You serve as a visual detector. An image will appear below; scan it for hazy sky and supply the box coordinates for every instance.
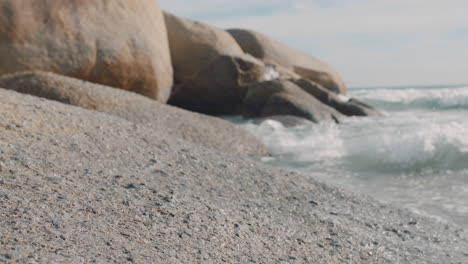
[159,0,468,88]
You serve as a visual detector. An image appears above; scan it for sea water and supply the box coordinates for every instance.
[232,85,468,228]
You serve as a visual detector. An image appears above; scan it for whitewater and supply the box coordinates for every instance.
[233,85,468,228]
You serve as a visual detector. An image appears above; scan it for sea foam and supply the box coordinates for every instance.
[232,84,468,227]
[241,114,468,173]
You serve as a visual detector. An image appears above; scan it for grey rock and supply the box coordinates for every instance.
[169,54,265,115]
[243,79,342,123]
[227,28,346,94]
[291,78,382,117]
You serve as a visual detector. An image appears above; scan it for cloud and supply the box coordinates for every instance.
[211,0,468,37]
[158,0,468,87]
[160,0,468,35]
[159,0,299,20]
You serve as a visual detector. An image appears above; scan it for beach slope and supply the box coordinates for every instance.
[0,89,466,263]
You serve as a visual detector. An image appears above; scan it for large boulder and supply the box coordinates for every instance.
[0,0,173,101]
[163,11,244,86]
[227,29,346,94]
[164,13,267,115]
[291,78,382,117]
[0,71,267,156]
[242,80,342,123]
[169,55,265,115]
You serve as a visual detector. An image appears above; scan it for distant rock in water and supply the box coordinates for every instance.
[227,29,347,94]
[291,79,382,117]
[0,71,267,156]
[0,0,173,101]
[243,80,342,123]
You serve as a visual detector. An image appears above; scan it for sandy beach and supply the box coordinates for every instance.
[0,89,466,263]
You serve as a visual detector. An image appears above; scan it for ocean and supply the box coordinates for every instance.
[232,84,468,228]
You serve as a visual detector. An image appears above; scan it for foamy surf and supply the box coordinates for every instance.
[241,115,468,173]
[231,84,468,228]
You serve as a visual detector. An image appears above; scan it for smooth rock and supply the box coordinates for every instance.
[0,71,267,156]
[164,11,244,86]
[0,0,172,101]
[291,78,382,117]
[243,80,342,123]
[228,29,346,94]
[169,55,265,115]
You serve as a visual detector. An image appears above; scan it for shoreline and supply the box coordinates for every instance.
[1,88,466,263]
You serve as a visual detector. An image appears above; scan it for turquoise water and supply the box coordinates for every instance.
[234,85,468,228]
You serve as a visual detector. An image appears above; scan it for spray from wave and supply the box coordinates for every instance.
[242,120,344,164]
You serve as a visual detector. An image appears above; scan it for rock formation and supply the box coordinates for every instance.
[163,11,244,86]
[169,55,265,115]
[0,1,378,123]
[243,80,342,123]
[163,13,377,122]
[228,29,346,94]
[291,78,381,117]
[164,12,267,115]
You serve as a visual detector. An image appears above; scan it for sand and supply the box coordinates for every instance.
[0,88,466,263]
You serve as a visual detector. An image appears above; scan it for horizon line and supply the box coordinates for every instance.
[348,82,468,90]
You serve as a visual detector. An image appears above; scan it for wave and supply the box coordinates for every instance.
[242,120,344,165]
[350,86,468,111]
[342,120,468,172]
[233,101,468,228]
[241,116,468,173]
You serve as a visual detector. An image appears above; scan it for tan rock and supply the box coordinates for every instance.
[163,12,244,86]
[227,29,346,94]
[0,0,173,101]
[242,79,342,123]
[0,71,267,156]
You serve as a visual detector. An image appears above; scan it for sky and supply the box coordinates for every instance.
[159,0,468,88]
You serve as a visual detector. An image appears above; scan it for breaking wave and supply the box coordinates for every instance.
[231,84,468,227]
[350,85,468,111]
[240,116,468,173]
